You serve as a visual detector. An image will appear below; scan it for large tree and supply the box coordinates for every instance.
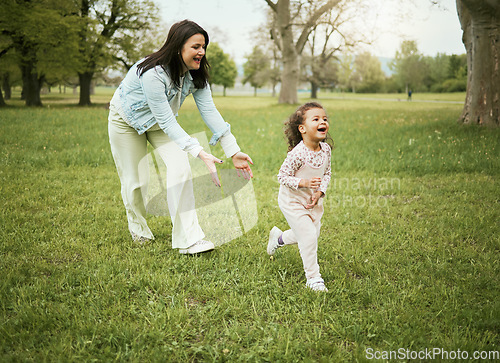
[302,53,338,98]
[456,0,500,127]
[301,2,367,98]
[110,22,167,72]
[247,15,282,97]
[264,0,343,104]
[351,52,386,93]
[336,54,354,92]
[301,21,339,99]
[243,46,271,97]
[75,0,158,106]
[390,40,427,93]
[0,0,78,106]
[0,42,14,107]
[422,53,450,91]
[207,42,237,97]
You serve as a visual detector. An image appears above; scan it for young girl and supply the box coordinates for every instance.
[268,102,333,292]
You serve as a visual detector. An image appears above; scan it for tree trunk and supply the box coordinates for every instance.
[457,0,500,127]
[267,0,341,104]
[275,0,299,104]
[0,86,5,107]
[279,49,300,104]
[310,81,319,99]
[20,58,42,107]
[2,73,11,100]
[254,86,257,97]
[78,72,93,106]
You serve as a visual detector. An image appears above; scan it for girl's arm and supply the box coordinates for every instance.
[299,178,321,189]
[306,190,324,209]
[277,149,303,189]
[319,146,332,194]
[307,145,331,208]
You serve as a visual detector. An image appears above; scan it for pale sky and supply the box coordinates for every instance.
[155,0,465,64]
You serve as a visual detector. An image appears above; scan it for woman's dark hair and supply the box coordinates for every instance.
[284,102,334,151]
[137,19,210,89]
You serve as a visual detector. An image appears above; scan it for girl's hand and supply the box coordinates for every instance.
[300,177,321,189]
[306,191,324,209]
[232,152,254,180]
[198,150,223,187]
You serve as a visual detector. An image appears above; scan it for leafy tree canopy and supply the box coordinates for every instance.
[207,42,237,92]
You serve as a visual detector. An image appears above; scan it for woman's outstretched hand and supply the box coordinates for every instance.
[232,152,254,180]
[198,150,223,187]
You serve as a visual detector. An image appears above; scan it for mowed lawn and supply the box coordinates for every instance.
[0,91,499,361]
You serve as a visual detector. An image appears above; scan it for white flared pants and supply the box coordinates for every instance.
[108,107,204,249]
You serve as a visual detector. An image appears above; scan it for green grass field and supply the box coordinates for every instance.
[0,90,499,361]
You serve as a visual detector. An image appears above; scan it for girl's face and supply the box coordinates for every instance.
[181,33,206,71]
[298,107,329,145]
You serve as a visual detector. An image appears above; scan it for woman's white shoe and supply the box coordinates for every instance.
[179,240,215,254]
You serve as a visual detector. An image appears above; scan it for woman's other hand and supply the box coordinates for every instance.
[198,150,223,186]
[231,152,254,180]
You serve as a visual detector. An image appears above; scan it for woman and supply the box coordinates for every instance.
[108,20,253,254]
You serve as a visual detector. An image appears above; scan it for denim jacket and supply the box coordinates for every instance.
[110,60,240,158]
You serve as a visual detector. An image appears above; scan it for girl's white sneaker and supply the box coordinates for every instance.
[179,240,215,254]
[306,277,328,292]
[267,226,283,255]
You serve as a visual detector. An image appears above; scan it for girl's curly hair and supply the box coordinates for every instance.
[284,102,334,152]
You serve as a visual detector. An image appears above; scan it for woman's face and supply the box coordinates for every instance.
[181,33,206,71]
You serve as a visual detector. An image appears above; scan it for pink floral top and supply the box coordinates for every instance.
[278,141,332,194]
